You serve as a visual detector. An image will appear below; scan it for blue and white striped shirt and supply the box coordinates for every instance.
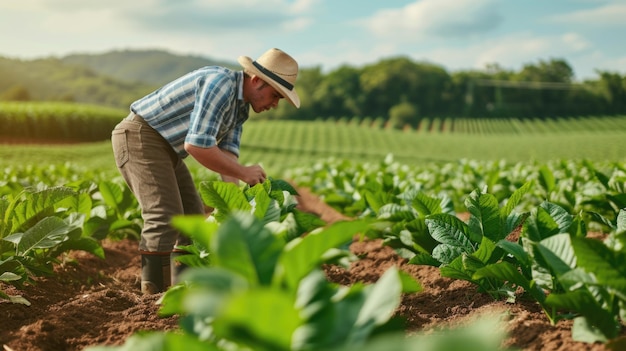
[130,66,249,158]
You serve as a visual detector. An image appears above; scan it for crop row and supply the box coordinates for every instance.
[287,156,626,344]
[0,101,125,142]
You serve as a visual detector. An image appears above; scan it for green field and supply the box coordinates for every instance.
[2,117,626,177]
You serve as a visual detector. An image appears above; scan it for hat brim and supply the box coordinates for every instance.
[238,56,300,108]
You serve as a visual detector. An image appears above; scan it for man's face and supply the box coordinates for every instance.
[249,78,284,113]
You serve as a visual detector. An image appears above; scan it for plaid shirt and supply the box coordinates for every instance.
[130,67,249,158]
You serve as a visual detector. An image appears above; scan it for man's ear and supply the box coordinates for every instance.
[250,75,263,86]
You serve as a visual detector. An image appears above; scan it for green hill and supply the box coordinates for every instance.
[62,49,237,86]
[0,49,238,108]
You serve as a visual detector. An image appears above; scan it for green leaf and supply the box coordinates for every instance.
[440,257,473,281]
[426,213,473,251]
[278,219,371,289]
[292,210,326,234]
[270,178,298,195]
[571,237,626,293]
[213,288,301,351]
[546,289,620,340]
[465,190,501,241]
[432,244,466,265]
[408,252,441,267]
[497,240,532,275]
[617,209,626,233]
[247,183,272,221]
[9,186,76,233]
[0,271,21,282]
[410,191,447,216]
[4,216,75,255]
[171,215,219,251]
[472,236,497,264]
[474,261,545,303]
[199,181,251,222]
[538,165,556,194]
[524,202,572,242]
[212,213,283,286]
[98,181,124,215]
[175,268,250,318]
[501,181,532,219]
[347,267,404,344]
[536,233,576,279]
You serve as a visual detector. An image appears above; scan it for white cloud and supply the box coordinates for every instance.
[549,3,626,26]
[412,31,601,78]
[561,33,590,52]
[361,0,502,40]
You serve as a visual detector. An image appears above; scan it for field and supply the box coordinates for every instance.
[2,114,626,351]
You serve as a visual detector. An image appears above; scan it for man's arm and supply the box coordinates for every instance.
[220,150,242,184]
[184,142,265,185]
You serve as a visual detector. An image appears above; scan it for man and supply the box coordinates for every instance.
[111,48,300,294]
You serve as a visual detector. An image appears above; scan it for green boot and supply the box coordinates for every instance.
[141,253,171,295]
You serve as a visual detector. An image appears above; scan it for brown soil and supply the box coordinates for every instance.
[0,186,623,351]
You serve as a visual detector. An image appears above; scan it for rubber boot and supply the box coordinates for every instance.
[170,250,190,286]
[141,253,171,295]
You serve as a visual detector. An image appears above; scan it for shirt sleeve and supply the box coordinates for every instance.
[184,74,235,148]
[218,124,242,157]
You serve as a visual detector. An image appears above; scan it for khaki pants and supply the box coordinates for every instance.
[111,113,204,253]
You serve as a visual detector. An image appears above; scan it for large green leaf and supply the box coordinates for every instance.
[171,215,219,251]
[472,236,498,264]
[409,191,448,216]
[277,219,371,289]
[4,216,79,255]
[546,289,620,341]
[377,204,417,221]
[9,186,76,234]
[536,233,576,279]
[346,267,404,344]
[439,256,473,281]
[212,213,283,286]
[466,190,501,241]
[523,202,574,242]
[538,165,556,194]
[426,213,473,251]
[213,288,301,351]
[199,181,252,222]
[571,237,626,294]
[474,261,545,303]
[98,181,124,215]
[246,183,272,221]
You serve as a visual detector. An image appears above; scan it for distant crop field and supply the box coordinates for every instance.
[2,114,626,175]
[0,101,125,142]
[238,119,626,172]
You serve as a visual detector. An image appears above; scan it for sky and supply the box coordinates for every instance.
[1,0,624,81]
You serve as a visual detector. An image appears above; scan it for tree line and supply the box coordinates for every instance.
[261,57,626,128]
[1,54,625,126]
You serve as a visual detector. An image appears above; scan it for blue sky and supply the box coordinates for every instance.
[1,0,624,81]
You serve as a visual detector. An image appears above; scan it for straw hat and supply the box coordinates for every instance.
[238,48,300,108]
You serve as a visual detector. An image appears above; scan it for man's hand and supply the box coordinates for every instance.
[241,164,266,186]
[184,143,266,186]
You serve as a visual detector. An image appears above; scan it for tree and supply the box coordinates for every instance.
[312,65,363,119]
[360,57,452,118]
[596,71,626,114]
[388,101,419,130]
[0,85,31,101]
